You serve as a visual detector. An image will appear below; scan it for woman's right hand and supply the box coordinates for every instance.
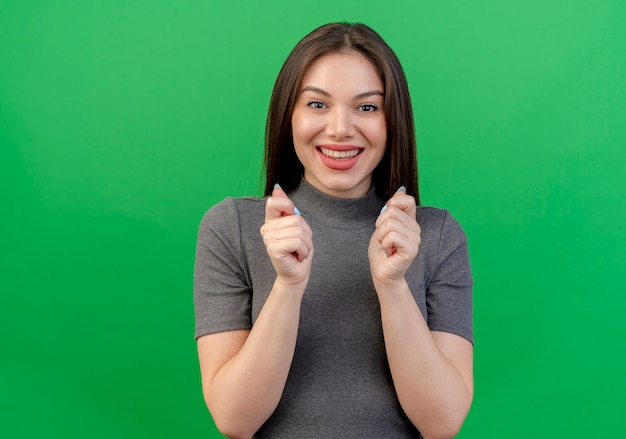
[260,185,313,290]
[200,185,312,438]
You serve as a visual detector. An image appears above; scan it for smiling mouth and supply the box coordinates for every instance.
[318,147,363,160]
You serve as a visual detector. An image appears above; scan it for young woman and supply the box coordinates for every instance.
[194,23,473,439]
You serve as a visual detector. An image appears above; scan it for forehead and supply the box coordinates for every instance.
[300,51,383,90]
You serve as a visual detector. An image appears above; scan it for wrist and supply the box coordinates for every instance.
[273,275,309,297]
[372,276,409,298]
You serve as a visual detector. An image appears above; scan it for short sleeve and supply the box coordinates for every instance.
[425,210,474,344]
[193,198,253,339]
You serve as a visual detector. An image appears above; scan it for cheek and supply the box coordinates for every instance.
[292,116,320,143]
[290,113,306,139]
[291,117,310,157]
[371,119,387,146]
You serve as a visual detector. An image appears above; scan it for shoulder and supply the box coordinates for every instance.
[199,196,266,231]
[417,206,473,342]
[416,206,467,241]
[415,206,470,270]
[196,196,267,253]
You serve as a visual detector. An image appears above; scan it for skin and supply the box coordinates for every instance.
[198,184,311,439]
[291,51,387,199]
[369,189,474,439]
[197,52,473,439]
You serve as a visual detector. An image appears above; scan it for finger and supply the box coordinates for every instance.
[261,218,313,260]
[380,233,397,257]
[266,234,312,260]
[376,207,420,233]
[266,183,300,220]
[376,212,421,241]
[385,186,416,218]
[271,183,288,199]
[374,214,421,258]
[295,242,313,262]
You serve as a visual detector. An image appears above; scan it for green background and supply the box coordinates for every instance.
[1,1,624,437]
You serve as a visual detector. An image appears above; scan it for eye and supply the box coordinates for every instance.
[307,100,327,109]
[358,104,379,112]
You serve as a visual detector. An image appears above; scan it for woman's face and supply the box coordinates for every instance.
[291,52,387,198]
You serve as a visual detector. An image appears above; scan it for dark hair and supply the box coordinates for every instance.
[263,22,419,204]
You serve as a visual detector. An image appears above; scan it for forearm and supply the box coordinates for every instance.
[377,280,473,439]
[206,282,303,438]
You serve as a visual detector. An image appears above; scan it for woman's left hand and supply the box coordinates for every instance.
[368,188,421,289]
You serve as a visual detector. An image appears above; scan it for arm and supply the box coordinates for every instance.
[196,186,313,438]
[369,190,473,439]
[197,281,303,439]
[376,282,473,439]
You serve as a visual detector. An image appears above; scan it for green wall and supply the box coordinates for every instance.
[1,1,624,437]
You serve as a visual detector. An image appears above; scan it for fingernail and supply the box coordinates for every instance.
[293,206,301,216]
[380,205,387,214]
[397,185,406,192]
[274,183,281,189]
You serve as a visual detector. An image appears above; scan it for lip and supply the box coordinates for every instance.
[316,144,364,171]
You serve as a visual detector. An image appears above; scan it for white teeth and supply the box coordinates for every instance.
[320,148,360,159]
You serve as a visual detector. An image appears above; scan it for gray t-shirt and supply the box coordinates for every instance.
[194,178,473,438]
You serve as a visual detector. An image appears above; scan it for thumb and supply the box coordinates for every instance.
[271,183,289,199]
[380,185,407,214]
[392,185,416,218]
[379,185,416,218]
[266,183,300,219]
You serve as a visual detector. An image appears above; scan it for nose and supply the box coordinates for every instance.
[325,107,354,140]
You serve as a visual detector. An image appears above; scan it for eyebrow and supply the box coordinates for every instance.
[300,85,384,100]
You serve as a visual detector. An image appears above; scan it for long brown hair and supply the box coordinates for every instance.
[263,22,419,204]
